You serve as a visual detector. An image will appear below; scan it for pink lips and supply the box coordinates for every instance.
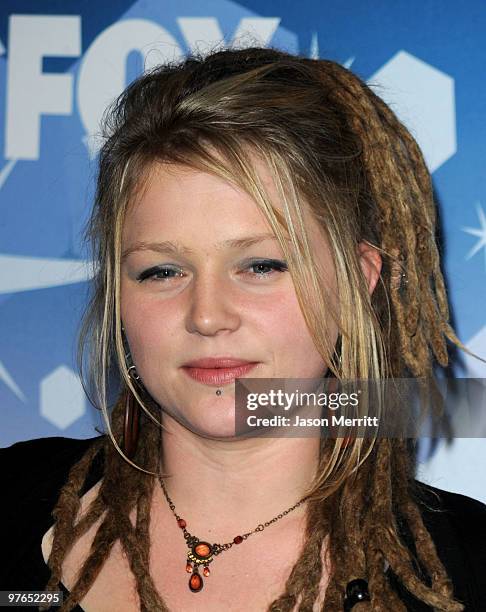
[181,357,258,386]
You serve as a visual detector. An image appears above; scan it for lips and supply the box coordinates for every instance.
[181,357,258,385]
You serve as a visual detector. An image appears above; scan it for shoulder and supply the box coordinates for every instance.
[0,435,106,509]
[0,434,102,465]
[413,480,486,610]
[0,436,105,587]
[1,434,104,473]
[413,480,486,543]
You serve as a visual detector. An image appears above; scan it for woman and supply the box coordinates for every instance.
[2,46,486,611]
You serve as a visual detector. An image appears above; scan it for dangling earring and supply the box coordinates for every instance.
[122,336,142,459]
[123,384,141,459]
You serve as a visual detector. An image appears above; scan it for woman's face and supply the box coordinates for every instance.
[120,157,341,438]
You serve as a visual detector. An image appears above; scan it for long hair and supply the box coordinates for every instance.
[42,45,478,611]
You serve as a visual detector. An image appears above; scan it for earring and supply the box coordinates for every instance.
[123,386,141,459]
[123,350,142,459]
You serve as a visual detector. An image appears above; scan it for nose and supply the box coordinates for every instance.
[185,272,241,336]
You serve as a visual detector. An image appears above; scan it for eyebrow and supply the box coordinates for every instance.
[121,233,287,262]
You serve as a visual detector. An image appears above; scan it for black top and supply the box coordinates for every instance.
[1,436,485,611]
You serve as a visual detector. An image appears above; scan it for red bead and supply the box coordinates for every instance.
[203,567,210,577]
[189,572,203,592]
[186,562,192,573]
[177,518,186,528]
[233,535,243,544]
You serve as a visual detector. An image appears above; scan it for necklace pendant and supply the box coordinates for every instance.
[188,567,203,593]
[186,540,214,592]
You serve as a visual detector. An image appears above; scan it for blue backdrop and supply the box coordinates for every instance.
[1,1,485,501]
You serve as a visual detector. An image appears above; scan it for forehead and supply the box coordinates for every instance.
[126,153,280,214]
[121,154,328,258]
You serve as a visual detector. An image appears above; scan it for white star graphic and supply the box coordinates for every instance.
[462,202,486,270]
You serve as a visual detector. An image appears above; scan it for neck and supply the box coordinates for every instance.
[156,413,321,540]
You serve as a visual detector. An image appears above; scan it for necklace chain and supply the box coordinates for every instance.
[158,474,309,553]
[157,473,309,592]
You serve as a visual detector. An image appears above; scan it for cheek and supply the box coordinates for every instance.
[276,298,316,349]
[266,291,329,376]
[120,286,180,367]
[258,291,317,350]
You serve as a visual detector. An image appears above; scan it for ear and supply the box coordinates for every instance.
[357,241,382,296]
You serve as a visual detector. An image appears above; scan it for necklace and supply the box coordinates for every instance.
[158,475,309,593]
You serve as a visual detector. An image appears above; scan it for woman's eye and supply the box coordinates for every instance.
[244,259,288,278]
[137,266,183,282]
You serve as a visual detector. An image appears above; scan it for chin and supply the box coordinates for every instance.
[183,418,237,439]
[161,402,238,439]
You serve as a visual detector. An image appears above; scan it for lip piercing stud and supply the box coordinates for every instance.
[216,389,222,396]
